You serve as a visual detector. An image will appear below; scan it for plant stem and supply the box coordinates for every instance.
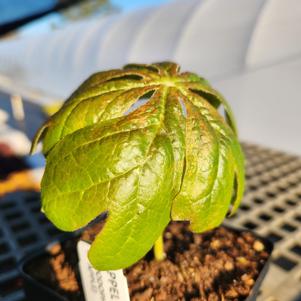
[154,234,166,261]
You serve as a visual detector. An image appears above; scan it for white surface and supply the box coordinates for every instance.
[174,0,265,78]
[215,57,301,156]
[0,125,31,155]
[0,0,300,154]
[246,0,301,69]
[77,241,130,301]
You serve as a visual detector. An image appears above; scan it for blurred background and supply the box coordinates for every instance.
[0,1,300,301]
[0,0,300,155]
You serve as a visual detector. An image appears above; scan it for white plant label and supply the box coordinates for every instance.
[77,240,130,301]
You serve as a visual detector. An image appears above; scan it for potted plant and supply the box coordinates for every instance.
[22,62,272,300]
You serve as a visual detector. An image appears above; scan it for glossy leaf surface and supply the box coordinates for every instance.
[32,62,245,270]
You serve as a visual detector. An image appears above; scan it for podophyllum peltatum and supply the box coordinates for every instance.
[31,62,245,270]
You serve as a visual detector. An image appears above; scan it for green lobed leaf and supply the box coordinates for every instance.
[33,62,245,270]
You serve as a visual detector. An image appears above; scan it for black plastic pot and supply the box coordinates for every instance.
[19,233,81,301]
[21,259,71,301]
[19,226,273,301]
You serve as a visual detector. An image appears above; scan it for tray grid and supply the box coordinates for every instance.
[225,143,301,301]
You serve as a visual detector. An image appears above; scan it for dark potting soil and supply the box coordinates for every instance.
[25,222,270,301]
